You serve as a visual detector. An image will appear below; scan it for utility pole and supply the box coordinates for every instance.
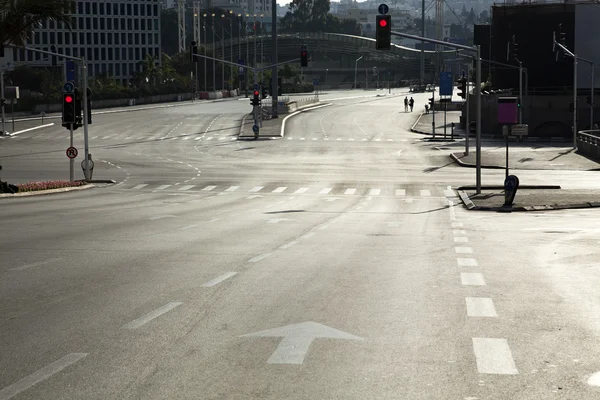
[271,0,279,117]
[421,0,425,85]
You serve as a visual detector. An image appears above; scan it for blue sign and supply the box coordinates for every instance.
[65,61,75,82]
[378,3,389,14]
[252,125,259,133]
[439,72,453,96]
[254,83,259,90]
[313,79,319,86]
[238,59,245,77]
[63,81,75,93]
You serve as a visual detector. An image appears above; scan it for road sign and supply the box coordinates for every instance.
[439,72,453,96]
[511,124,528,136]
[63,82,75,93]
[254,83,259,90]
[313,78,319,86]
[378,3,389,14]
[66,146,78,159]
[242,321,363,364]
[65,61,76,82]
[252,124,259,133]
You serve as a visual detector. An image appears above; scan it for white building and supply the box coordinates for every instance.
[13,0,162,85]
[160,0,177,9]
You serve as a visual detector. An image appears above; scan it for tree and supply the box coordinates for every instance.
[161,9,179,56]
[283,0,331,32]
[0,0,74,47]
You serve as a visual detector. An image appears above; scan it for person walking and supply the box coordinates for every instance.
[409,97,414,112]
[404,97,409,112]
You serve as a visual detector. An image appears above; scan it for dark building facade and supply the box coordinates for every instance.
[480,2,578,91]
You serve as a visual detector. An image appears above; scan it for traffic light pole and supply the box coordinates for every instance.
[8,45,92,179]
[390,30,483,194]
[554,40,578,148]
[1,68,5,135]
[519,62,523,124]
[70,125,74,181]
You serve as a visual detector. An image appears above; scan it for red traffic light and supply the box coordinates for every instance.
[254,90,259,96]
[302,51,307,56]
[65,95,73,103]
[379,19,387,27]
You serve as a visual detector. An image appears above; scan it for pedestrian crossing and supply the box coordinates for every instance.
[6,132,410,143]
[117,182,453,198]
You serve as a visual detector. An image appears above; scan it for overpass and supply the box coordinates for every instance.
[210,31,459,82]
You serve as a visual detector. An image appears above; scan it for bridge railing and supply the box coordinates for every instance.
[576,130,600,162]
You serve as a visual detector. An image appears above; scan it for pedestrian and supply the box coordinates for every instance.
[409,97,414,112]
[404,97,409,112]
[424,104,429,114]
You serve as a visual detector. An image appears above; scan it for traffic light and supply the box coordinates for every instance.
[507,36,519,61]
[376,15,391,50]
[301,46,308,67]
[457,78,467,99]
[190,41,198,63]
[558,24,566,46]
[251,89,260,106]
[74,88,82,125]
[428,97,434,111]
[86,87,93,125]
[517,97,521,108]
[63,92,76,124]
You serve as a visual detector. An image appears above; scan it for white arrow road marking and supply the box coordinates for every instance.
[242,321,363,364]
[0,353,87,400]
[148,215,177,220]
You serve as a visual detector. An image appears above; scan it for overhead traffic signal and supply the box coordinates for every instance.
[190,41,198,63]
[376,15,391,50]
[301,45,308,67]
[62,92,76,124]
[457,77,467,99]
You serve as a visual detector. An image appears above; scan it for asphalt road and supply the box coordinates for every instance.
[2,89,600,399]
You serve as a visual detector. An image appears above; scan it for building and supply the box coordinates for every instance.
[160,0,177,9]
[12,0,162,86]
[481,1,600,90]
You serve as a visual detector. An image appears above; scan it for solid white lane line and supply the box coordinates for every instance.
[123,302,182,329]
[420,189,431,197]
[249,186,264,193]
[148,215,177,220]
[455,247,473,254]
[461,273,486,286]
[457,258,479,267]
[472,338,518,375]
[280,241,298,249]
[178,185,195,191]
[454,237,469,243]
[155,185,171,190]
[202,272,238,287]
[295,187,309,194]
[466,298,498,317]
[395,189,406,196]
[302,232,315,239]
[0,353,87,400]
[132,184,148,190]
[319,188,332,194]
[452,222,464,227]
[202,185,217,191]
[453,230,467,235]
[11,257,63,271]
[273,187,287,193]
[248,253,272,263]
[344,188,356,195]
[369,188,381,196]
[225,186,239,192]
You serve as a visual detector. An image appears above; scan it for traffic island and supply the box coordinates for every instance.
[411,111,462,141]
[238,115,283,140]
[0,180,99,198]
[456,187,600,212]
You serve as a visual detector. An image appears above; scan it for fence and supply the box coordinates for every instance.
[576,130,600,161]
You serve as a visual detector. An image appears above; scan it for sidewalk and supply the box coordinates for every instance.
[457,188,600,212]
[411,110,462,139]
[238,114,282,139]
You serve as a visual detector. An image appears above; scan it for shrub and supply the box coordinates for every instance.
[16,180,86,193]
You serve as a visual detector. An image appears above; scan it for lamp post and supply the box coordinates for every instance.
[211,13,216,91]
[260,13,264,83]
[354,55,363,89]
[203,13,207,91]
[238,13,242,91]
[229,10,233,91]
[246,14,250,95]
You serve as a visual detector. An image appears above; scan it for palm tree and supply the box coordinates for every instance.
[0,0,74,47]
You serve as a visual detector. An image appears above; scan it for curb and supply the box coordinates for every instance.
[450,153,506,169]
[280,102,332,138]
[0,183,96,199]
[86,179,116,184]
[457,185,562,190]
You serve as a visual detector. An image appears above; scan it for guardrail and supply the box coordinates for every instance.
[576,130,600,161]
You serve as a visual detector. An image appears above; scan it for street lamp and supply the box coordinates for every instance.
[229,10,233,91]
[221,14,226,91]
[211,13,216,91]
[354,55,363,89]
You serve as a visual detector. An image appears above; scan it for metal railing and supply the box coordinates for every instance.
[576,130,600,161]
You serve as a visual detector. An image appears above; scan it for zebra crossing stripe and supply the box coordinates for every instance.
[369,188,381,196]
[225,186,239,192]
[319,188,332,194]
[202,185,217,191]
[420,190,431,197]
[155,185,171,190]
[273,187,287,193]
[395,189,406,196]
[295,187,309,194]
[249,186,264,193]
[178,185,195,191]
[344,188,356,195]
[132,184,148,190]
